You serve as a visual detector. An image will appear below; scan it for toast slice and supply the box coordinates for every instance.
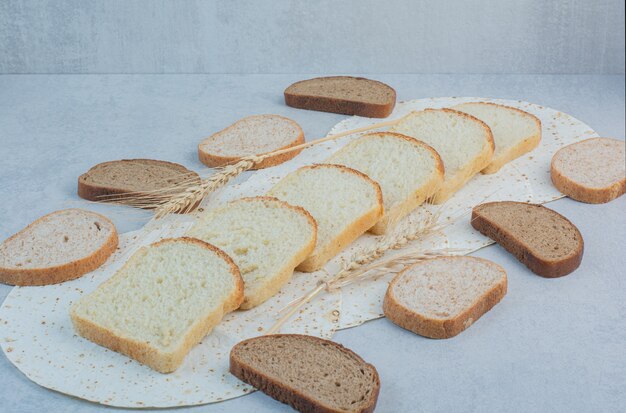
[198,114,305,169]
[551,137,626,204]
[452,102,542,174]
[284,76,396,118]
[230,334,380,413]
[471,202,584,278]
[0,209,118,286]
[384,257,507,339]
[267,164,383,272]
[186,197,317,309]
[391,108,494,203]
[78,159,200,205]
[70,237,243,373]
[326,132,444,234]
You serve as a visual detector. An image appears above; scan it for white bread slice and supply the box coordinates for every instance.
[326,132,444,234]
[391,108,494,203]
[267,164,383,272]
[452,102,541,174]
[198,114,305,169]
[383,256,507,339]
[0,209,118,286]
[186,197,317,309]
[551,138,626,204]
[70,237,243,373]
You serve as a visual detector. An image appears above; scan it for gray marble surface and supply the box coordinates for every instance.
[1,0,624,74]
[0,74,624,412]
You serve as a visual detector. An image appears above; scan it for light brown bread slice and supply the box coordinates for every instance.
[551,137,626,204]
[471,202,584,278]
[186,197,317,309]
[198,114,305,169]
[267,164,383,272]
[230,334,380,413]
[78,159,200,205]
[284,76,396,118]
[383,257,507,339]
[452,102,542,174]
[391,108,494,203]
[326,132,444,234]
[0,209,118,286]
[71,237,243,373]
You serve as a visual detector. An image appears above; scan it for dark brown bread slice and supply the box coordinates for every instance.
[78,159,200,206]
[230,334,380,413]
[471,201,584,278]
[284,76,396,118]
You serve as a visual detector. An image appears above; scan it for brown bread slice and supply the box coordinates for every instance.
[0,209,118,286]
[383,257,507,339]
[230,334,380,413]
[78,159,200,205]
[551,137,626,204]
[284,76,396,118]
[471,201,584,278]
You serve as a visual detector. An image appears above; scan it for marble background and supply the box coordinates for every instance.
[0,0,624,74]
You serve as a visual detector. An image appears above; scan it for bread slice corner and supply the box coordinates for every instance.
[326,132,444,234]
[70,237,243,373]
[384,256,507,339]
[391,108,494,203]
[452,102,541,174]
[186,196,317,309]
[267,164,383,272]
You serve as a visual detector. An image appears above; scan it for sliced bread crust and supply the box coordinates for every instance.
[326,132,444,234]
[187,196,317,309]
[70,237,243,373]
[452,102,542,174]
[551,137,626,204]
[284,76,396,118]
[471,202,584,278]
[230,334,380,413]
[391,108,494,204]
[383,257,507,339]
[198,114,305,169]
[0,209,118,286]
[268,164,384,272]
[78,159,200,204]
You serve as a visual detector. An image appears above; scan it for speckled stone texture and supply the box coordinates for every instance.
[0,74,624,412]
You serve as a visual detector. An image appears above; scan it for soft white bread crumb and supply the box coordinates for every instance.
[326,132,444,234]
[391,108,494,203]
[452,102,541,174]
[186,197,317,309]
[267,164,383,272]
[70,237,243,373]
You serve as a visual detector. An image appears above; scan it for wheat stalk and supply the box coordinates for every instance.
[266,206,466,334]
[93,116,406,217]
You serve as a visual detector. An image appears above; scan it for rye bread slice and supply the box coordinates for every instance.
[383,256,507,339]
[284,76,396,118]
[230,334,380,413]
[78,159,200,205]
[551,138,626,204]
[471,201,584,278]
